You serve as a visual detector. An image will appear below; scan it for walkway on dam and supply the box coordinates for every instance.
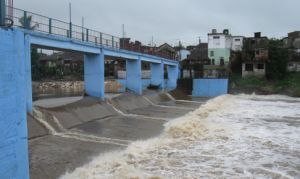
[28,90,210,179]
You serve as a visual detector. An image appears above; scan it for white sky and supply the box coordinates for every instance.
[14,0,300,47]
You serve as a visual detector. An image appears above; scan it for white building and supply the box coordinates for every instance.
[231,36,244,51]
[208,29,232,66]
[208,29,244,66]
[177,49,190,61]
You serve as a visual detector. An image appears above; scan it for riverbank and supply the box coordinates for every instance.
[229,72,300,97]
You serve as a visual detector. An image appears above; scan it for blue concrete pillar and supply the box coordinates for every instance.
[25,35,32,113]
[126,57,142,94]
[167,64,179,90]
[150,62,164,89]
[84,52,105,99]
[0,29,29,179]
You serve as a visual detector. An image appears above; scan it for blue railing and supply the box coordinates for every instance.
[4,5,120,48]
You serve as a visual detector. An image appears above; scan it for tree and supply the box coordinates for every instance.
[31,48,41,80]
[266,39,288,80]
[19,15,38,30]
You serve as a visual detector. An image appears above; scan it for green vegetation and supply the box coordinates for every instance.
[31,48,83,81]
[230,39,300,97]
[230,73,300,97]
[266,39,288,80]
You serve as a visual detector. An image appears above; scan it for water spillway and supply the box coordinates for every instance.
[28,90,202,179]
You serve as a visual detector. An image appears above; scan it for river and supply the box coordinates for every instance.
[61,94,300,179]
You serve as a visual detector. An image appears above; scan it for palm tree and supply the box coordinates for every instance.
[19,15,38,30]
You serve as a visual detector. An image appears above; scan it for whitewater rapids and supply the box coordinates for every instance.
[61,94,300,179]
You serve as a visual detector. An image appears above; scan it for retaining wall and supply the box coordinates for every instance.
[192,79,228,97]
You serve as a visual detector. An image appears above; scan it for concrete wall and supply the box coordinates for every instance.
[142,79,151,90]
[0,29,29,179]
[192,79,228,97]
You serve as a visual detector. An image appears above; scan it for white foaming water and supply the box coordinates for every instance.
[61,94,300,179]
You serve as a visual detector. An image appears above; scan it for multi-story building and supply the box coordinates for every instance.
[208,29,232,66]
[241,32,269,77]
[283,31,300,72]
[231,36,244,51]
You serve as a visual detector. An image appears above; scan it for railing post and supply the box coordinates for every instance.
[86,29,89,42]
[82,28,84,41]
[112,36,114,48]
[100,33,102,46]
[0,0,6,26]
[49,18,52,34]
[69,22,72,38]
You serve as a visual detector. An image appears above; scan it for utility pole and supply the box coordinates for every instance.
[151,36,154,47]
[68,2,72,38]
[69,3,72,23]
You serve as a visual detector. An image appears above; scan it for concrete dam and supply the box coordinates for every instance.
[28,90,208,179]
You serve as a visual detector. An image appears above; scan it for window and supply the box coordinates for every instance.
[220,58,225,66]
[213,36,220,39]
[210,51,214,57]
[212,59,215,65]
[235,39,241,42]
[245,64,254,71]
[257,63,264,69]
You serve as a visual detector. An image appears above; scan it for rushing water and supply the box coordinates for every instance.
[61,94,300,179]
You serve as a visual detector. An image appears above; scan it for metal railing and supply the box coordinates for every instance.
[2,5,177,60]
[4,5,119,49]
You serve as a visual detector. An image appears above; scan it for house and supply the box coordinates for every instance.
[283,31,300,72]
[156,43,176,60]
[39,51,83,72]
[180,43,210,78]
[119,38,175,60]
[241,32,269,77]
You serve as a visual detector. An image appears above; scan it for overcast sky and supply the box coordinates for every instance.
[15,0,299,46]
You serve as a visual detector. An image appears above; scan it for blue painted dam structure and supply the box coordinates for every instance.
[192,79,229,97]
[0,26,178,179]
[0,3,229,178]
